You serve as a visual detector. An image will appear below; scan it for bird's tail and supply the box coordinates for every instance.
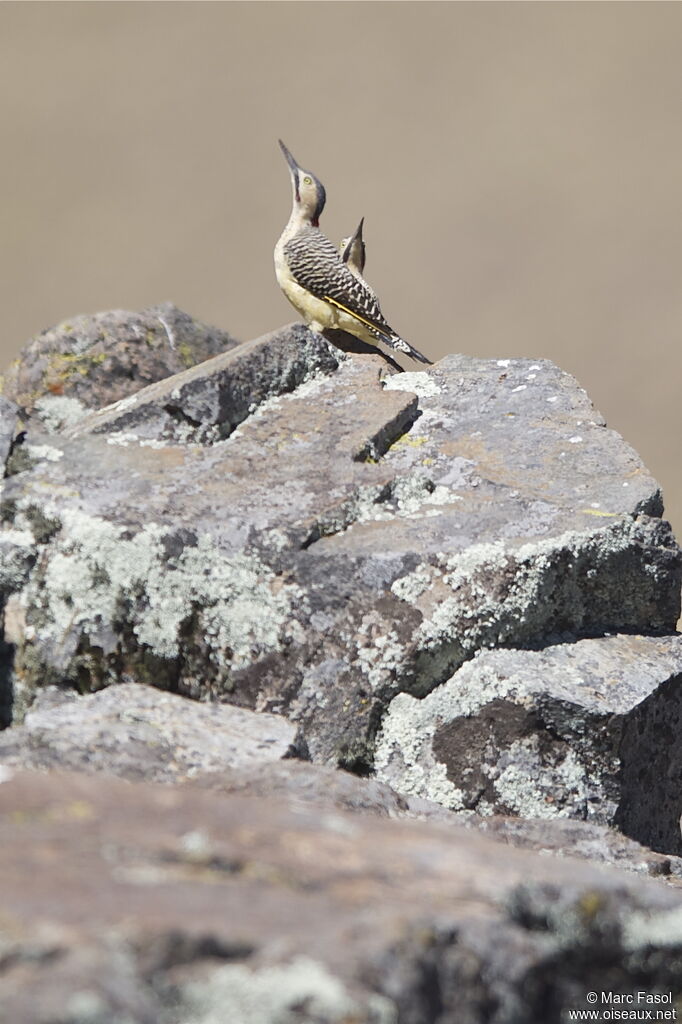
[381,331,433,366]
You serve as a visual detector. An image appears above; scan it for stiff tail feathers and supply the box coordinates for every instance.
[376,328,433,366]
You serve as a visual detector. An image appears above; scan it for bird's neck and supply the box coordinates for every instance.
[282,205,318,240]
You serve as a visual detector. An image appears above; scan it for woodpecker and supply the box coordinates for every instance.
[274,141,432,365]
[339,217,367,278]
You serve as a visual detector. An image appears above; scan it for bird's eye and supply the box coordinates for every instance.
[303,176,312,185]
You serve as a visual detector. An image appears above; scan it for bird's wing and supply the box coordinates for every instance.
[284,229,394,338]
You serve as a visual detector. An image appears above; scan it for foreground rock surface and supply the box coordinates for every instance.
[0,319,678,784]
[203,759,682,880]
[2,769,682,1024]
[376,633,682,854]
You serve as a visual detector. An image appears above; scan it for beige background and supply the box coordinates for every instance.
[1,2,680,539]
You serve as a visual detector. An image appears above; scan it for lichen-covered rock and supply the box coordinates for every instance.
[0,394,18,468]
[0,683,298,782]
[0,303,239,429]
[0,327,679,777]
[375,634,682,854]
[1,769,682,1024]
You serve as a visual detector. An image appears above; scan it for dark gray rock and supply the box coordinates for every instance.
[0,327,678,779]
[0,303,239,429]
[64,320,345,443]
[1,769,682,1024]
[376,634,682,854]
[0,683,297,782]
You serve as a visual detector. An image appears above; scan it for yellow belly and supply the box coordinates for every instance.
[274,247,378,345]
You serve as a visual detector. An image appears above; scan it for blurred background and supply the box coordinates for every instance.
[1,2,680,539]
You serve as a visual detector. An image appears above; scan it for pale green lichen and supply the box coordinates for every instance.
[480,743,591,820]
[19,509,306,678]
[33,395,88,433]
[387,433,431,451]
[390,564,436,604]
[356,615,406,690]
[23,443,64,464]
[0,530,36,594]
[177,956,396,1024]
[373,691,464,808]
[105,432,141,447]
[623,907,682,950]
[384,372,441,399]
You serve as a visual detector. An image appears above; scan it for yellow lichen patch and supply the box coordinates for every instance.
[580,509,619,518]
[61,800,96,821]
[577,890,606,921]
[388,433,430,452]
[178,342,197,368]
[45,350,107,388]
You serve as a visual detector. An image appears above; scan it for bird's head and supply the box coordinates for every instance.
[340,217,366,275]
[279,140,326,227]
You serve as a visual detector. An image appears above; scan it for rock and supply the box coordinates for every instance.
[1,681,677,881]
[1,769,682,1023]
[0,394,19,469]
[194,758,410,818]
[0,303,239,430]
[0,327,679,779]
[446,813,682,881]
[0,683,298,782]
[375,633,682,854]
[200,761,682,880]
[1,308,681,1020]
[64,320,345,443]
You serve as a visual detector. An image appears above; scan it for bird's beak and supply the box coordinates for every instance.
[353,217,365,243]
[278,139,301,177]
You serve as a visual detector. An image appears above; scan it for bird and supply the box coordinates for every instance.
[339,217,367,278]
[274,140,432,365]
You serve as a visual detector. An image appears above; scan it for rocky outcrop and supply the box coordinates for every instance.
[0,306,681,1020]
[0,321,678,774]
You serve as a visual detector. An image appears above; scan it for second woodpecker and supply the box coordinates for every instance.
[339,217,367,279]
[274,141,432,365]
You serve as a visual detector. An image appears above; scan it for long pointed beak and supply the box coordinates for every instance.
[352,217,365,243]
[278,139,301,177]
